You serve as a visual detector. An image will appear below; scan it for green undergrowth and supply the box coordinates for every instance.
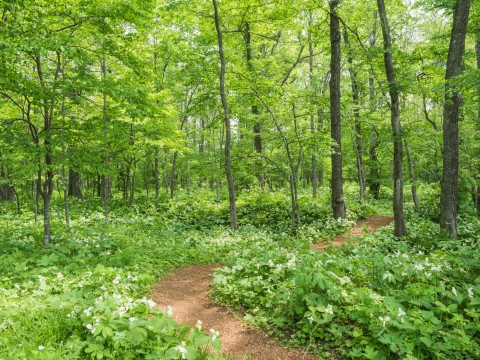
[0,188,361,359]
[211,213,480,359]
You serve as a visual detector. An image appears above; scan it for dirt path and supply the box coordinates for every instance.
[151,263,317,360]
[151,215,394,360]
[313,215,394,252]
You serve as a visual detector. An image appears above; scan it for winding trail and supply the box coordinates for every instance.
[151,215,394,360]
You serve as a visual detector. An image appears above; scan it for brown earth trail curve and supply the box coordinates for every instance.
[151,215,394,360]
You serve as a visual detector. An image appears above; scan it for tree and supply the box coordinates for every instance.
[440,0,471,238]
[377,0,407,237]
[329,0,346,219]
[213,0,238,230]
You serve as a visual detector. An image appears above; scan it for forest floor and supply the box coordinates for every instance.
[151,215,394,360]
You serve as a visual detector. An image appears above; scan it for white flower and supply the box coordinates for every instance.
[112,275,121,285]
[425,272,431,278]
[129,317,136,322]
[307,316,314,324]
[175,342,188,359]
[268,260,274,267]
[467,288,474,299]
[452,287,458,297]
[324,304,334,315]
[38,345,45,351]
[414,264,424,271]
[86,324,93,330]
[196,320,203,330]
[397,308,406,317]
[210,328,220,342]
[167,306,173,317]
[56,272,64,279]
[379,316,390,327]
[83,307,93,316]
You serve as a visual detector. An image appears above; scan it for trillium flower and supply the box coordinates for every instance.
[467,288,474,299]
[129,317,136,322]
[196,320,203,330]
[378,316,390,327]
[324,304,334,315]
[167,306,173,317]
[452,287,458,297]
[38,345,45,351]
[86,324,93,330]
[210,328,220,342]
[397,308,406,317]
[175,342,188,359]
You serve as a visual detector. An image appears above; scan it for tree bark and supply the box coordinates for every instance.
[244,22,265,188]
[68,169,82,199]
[367,13,381,200]
[213,0,238,230]
[344,28,366,200]
[308,15,318,199]
[440,0,470,238]
[475,34,480,217]
[377,0,407,237]
[101,58,110,222]
[404,139,420,212]
[329,0,346,219]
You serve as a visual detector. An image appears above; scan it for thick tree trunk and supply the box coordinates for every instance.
[344,29,366,200]
[68,169,82,199]
[440,0,470,238]
[329,0,346,219]
[213,0,238,230]
[0,168,15,202]
[377,0,407,237]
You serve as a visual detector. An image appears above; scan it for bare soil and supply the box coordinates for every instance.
[151,215,394,359]
[312,215,394,252]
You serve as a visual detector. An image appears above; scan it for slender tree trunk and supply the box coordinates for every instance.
[344,29,366,200]
[404,139,420,212]
[244,22,265,188]
[308,15,318,198]
[440,0,470,238]
[154,149,159,198]
[101,58,110,222]
[213,0,238,229]
[368,13,381,200]
[329,0,346,219]
[377,0,407,237]
[475,34,480,217]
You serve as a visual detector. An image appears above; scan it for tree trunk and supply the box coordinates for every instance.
[368,13,381,200]
[154,149,160,198]
[440,0,470,238]
[377,0,407,237]
[344,29,366,200]
[404,139,420,212]
[213,0,238,230]
[0,165,15,202]
[329,0,346,219]
[244,22,265,188]
[68,169,82,199]
[308,15,318,199]
[101,58,110,222]
[475,34,480,217]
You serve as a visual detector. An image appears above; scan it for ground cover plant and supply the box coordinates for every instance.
[211,212,480,359]
[0,200,226,359]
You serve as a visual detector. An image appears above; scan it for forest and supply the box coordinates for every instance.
[0,0,479,359]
